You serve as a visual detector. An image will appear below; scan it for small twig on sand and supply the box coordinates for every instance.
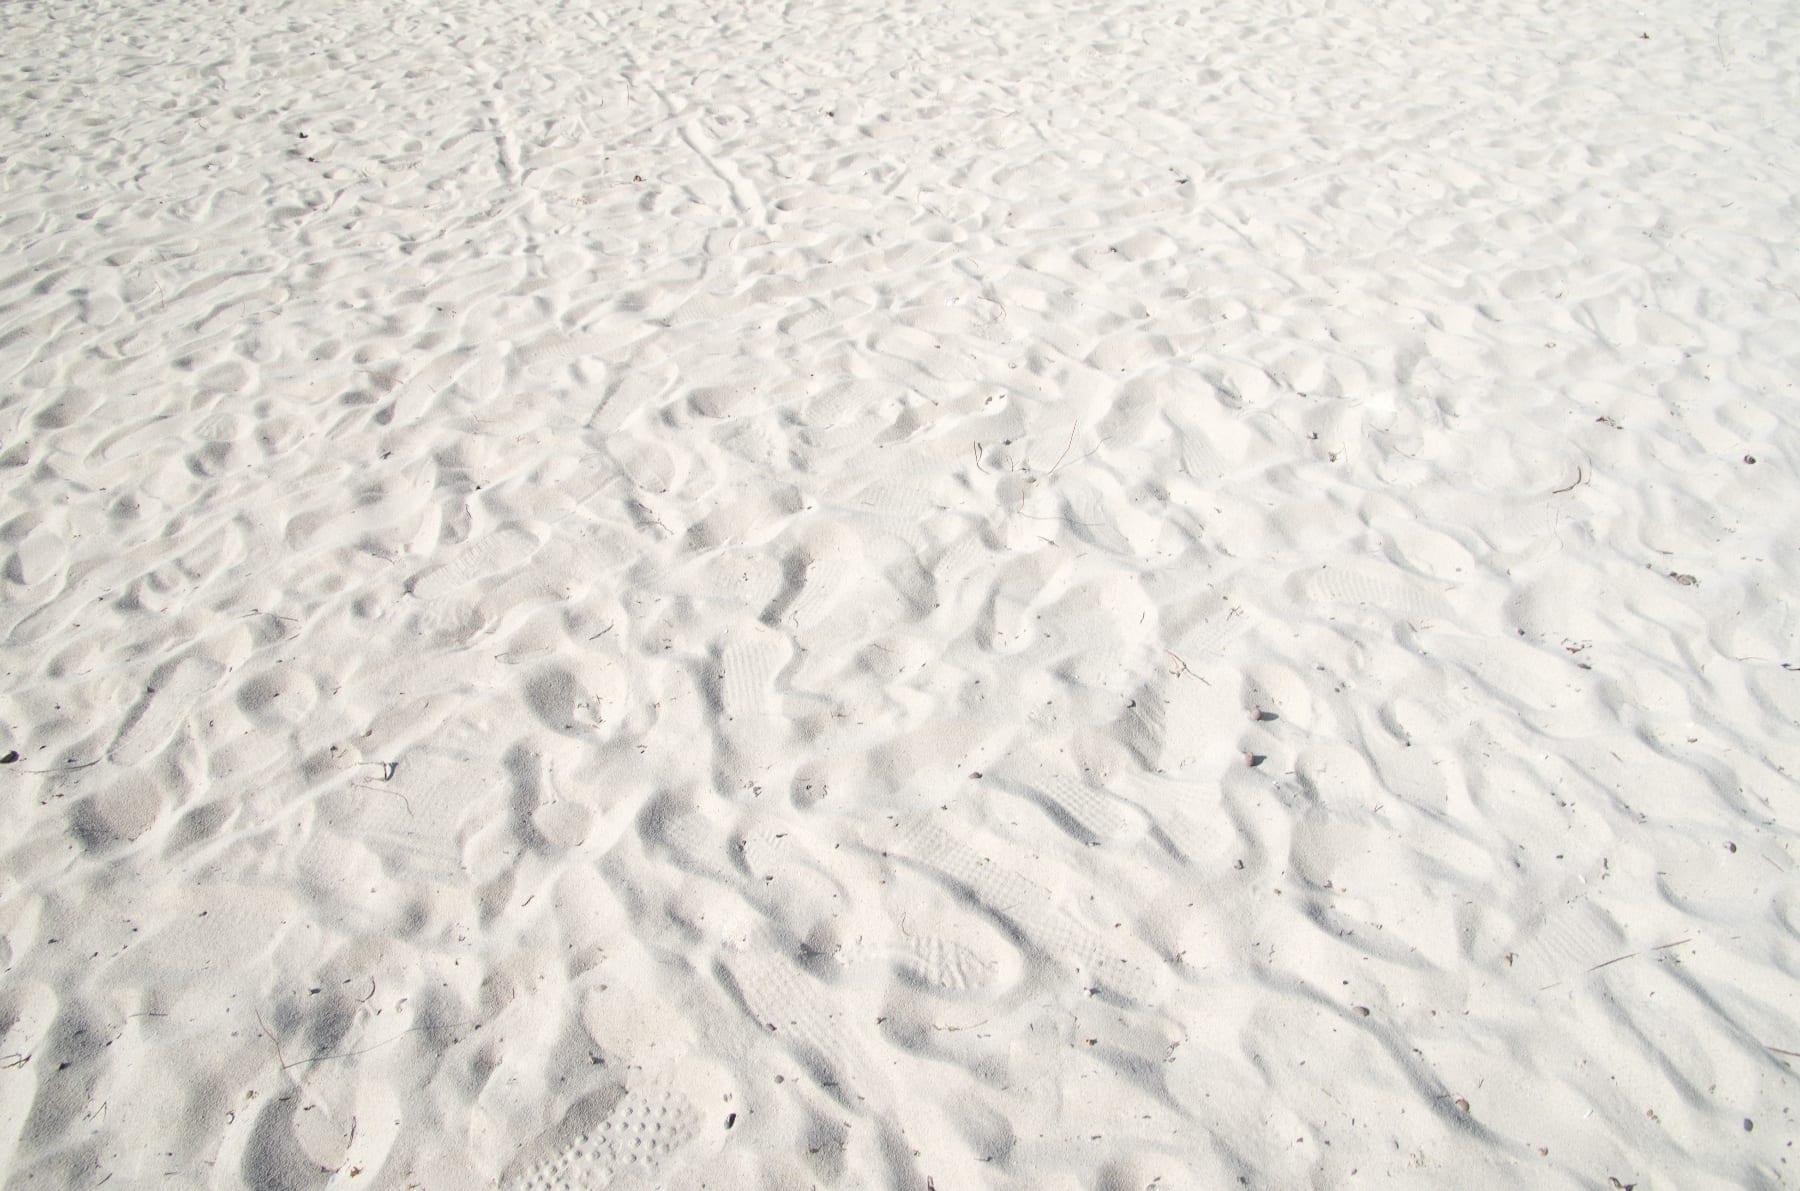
[932,1019,989,1033]
[1006,505,1104,528]
[1165,650,1210,684]
[254,1008,286,1071]
[630,499,671,535]
[1049,432,1111,477]
[16,758,101,775]
[1587,937,1692,974]
[282,1022,463,1071]
[1046,423,1078,474]
[354,783,413,815]
[1586,952,1636,973]
[1552,467,1587,495]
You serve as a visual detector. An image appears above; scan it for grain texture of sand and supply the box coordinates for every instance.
[3,0,1799,1186]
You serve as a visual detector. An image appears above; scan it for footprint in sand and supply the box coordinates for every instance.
[884,817,1168,1005]
[4,524,67,588]
[407,524,540,602]
[1289,560,1452,623]
[987,748,1148,849]
[707,621,796,767]
[108,656,226,766]
[895,931,1000,994]
[762,520,868,629]
[322,733,506,882]
[977,551,1073,654]
[502,1058,736,1191]
[885,894,1023,998]
[680,546,785,610]
[718,629,788,720]
[734,811,856,916]
[719,945,885,1106]
[718,804,1025,1002]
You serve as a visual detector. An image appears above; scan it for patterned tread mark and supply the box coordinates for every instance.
[333,741,502,881]
[1292,561,1453,621]
[646,803,732,882]
[989,746,1144,848]
[1513,898,1628,985]
[890,820,1166,1003]
[722,948,882,1105]
[800,378,907,428]
[780,554,863,630]
[1167,587,1254,659]
[387,348,478,425]
[899,932,1003,994]
[1144,799,1240,875]
[734,814,861,935]
[716,623,793,724]
[506,1082,704,1191]
[409,525,540,601]
[684,548,786,610]
[1030,772,1141,848]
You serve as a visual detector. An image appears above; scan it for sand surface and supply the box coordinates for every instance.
[3,0,1800,1185]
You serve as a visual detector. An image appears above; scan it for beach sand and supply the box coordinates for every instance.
[2,0,1798,1185]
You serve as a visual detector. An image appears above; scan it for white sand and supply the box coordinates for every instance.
[3,0,1798,1184]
